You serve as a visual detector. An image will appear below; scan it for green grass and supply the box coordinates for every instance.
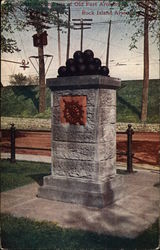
[1,79,160,122]
[117,79,160,123]
[1,214,159,250]
[1,85,51,118]
[0,160,50,192]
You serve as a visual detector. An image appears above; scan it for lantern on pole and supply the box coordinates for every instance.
[32,31,48,47]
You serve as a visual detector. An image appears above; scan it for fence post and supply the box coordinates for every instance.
[10,123,16,163]
[126,124,134,173]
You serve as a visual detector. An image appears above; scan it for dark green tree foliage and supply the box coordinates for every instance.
[1,0,68,53]
[1,86,38,116]
[24,0,52,33]
[1,0,26,53]
[110,0,159,50]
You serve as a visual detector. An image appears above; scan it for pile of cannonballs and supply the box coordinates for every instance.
[58,49,109,77]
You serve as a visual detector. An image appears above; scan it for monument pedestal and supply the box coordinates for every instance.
[38,175,123,208]
[38,75,123,208]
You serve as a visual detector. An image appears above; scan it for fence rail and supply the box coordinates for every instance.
[1,124,134,173]
[2,145,50,151]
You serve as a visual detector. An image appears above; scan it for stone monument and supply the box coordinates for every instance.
[38,75,123,208]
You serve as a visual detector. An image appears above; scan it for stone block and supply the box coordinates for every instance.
[52,141,97,161]
[98,125,116,142]
[52,124,97,143]
[52,159,99,180]
[99,157,116,179]
[99,141,116,161]
[99,89,116,107]
[52,126,96,143]
[99,106,116,125]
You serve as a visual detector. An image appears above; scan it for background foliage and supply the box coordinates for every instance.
[1,79,159,123]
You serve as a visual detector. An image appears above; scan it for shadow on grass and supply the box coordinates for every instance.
[117,94,141,119]
[0,160,50,192]
[12,86,39,111]
[1,213,159,250]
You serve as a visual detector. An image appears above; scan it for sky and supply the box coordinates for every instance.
[1,0,160,86]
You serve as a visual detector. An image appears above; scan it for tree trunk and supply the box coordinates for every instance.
[38,45,46,113]
[141,0,149,122]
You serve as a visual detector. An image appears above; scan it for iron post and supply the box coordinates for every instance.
[126,124,134,173]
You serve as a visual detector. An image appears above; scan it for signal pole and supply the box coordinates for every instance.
[137,0,157,122]
[38,44,46,113]
[142,0,149,122]
[72,18,92,51]
[57,12,61,66]
[29,10,50,113]
[66,4,71,60]
[106,20,111,68]
[80,19,83,51]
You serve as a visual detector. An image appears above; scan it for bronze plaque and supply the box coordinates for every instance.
[60,96,87,125]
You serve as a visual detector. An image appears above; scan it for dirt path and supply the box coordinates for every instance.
[117,132,159,166]
[1,130,159,166]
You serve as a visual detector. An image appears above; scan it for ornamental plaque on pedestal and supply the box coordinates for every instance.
[38,75,123,208]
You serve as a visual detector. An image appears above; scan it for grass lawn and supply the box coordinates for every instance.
[1,214,159,250]
[117,80,160,123]
[0,160,159,249]
[0,159,50,192]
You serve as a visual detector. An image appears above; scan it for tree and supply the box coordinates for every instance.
[8,73,39,112]
[116,0,159,49]
[1,0,68,113]
[23,1,51,113]
[113,0,159,122]
[9,73,39,86]
[1,0,68,54]
[22,0,67,113]
[1,0,26,53]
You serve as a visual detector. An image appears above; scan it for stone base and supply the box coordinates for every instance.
[38,174,124,208]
